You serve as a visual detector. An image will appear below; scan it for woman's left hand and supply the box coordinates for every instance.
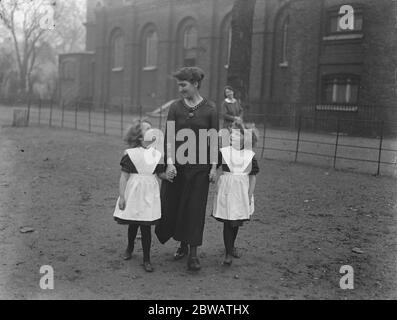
[209,168,217,183]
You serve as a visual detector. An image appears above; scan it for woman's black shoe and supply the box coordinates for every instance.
[187,257,201,271]
[174,246,188,260]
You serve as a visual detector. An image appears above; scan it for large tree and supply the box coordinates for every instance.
[227,0,257,104]
[0,0,85,99]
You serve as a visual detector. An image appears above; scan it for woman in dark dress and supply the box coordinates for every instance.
[221,86,243,128]
[155,67,218,271]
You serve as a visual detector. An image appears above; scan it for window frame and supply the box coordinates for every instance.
[182,25,198,67]
[111,32,124,71]
[61,60,76,81]
[321,74,361,106]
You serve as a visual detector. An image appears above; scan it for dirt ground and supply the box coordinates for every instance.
[0,125,397,300]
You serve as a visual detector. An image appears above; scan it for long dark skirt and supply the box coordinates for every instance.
[155,165,210,247]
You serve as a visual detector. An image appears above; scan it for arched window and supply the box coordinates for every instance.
[280,16,289,65]
[144,30,158,69]
[111,31,124,70]
[183,25,198,67]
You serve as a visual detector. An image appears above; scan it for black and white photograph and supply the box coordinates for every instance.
[0,0,397,304]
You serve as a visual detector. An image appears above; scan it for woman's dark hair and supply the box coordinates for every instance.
[223,85,235,98]
[172,67,205,89]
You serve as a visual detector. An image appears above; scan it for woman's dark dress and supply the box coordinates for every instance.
[155,98,219,246]
[222,99,243,128]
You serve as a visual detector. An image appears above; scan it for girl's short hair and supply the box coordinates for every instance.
[172,67,205,89]
[124,119,152,148]
[224,85,235,98]
[230,121,259,148]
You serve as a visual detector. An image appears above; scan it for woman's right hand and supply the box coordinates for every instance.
[119,197,126,210]
[165,164,177,182]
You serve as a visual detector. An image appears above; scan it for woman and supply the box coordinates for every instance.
[221,86,243,128]
[155,67,218,271]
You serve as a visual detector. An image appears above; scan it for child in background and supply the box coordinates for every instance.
[212,122,260,266]
[113,120,170,272]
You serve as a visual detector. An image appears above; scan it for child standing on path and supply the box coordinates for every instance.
[113,120,169,272]
[212,123,260,266]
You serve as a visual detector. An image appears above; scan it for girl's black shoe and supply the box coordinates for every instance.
[123,248,133,260]
[174,246,189,260]
[143,261,154,272]
[187,257,201,271]
[231,247,241,259]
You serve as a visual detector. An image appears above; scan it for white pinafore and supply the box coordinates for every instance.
[113,147,162,223]
[212,146,255,221]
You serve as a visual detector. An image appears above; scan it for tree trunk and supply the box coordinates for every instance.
[227,0,256,106]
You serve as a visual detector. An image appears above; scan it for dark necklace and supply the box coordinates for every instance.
[183,98,205,119]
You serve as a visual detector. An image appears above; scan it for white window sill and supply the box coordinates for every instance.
[323,33,363,41]
[316,104,358,112]
[112,67,124,72]
[143,66,157,71]
[279,61,289,68]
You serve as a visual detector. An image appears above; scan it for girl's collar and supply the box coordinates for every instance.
[225,98,236,103]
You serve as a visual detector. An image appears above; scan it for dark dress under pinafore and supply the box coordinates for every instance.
[155,98,219,246]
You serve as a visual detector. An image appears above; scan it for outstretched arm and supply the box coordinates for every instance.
[118,171,130,210]
[248,176,256,205]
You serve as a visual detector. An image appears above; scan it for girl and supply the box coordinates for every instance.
[213,122,259,266]
[113,119,170,272]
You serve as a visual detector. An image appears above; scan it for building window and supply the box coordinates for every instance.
[327,8,363,34]
[280,16,289,66]
[322,75,360,104]
[62,60,75,80]
[144,30,158,69]
[111,33,124,70]
[183,25,198,67]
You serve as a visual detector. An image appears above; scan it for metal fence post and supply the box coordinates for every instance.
[26,91,32,124]
[49,98,53,127]
[333,117,340,169]
[121,103,124,138]
[75,102,78,130]
[294,115,302,162]
[61,100,65,128]
[159,103,162,130]
[377,120,384,176]
[104,103,107,135]
[38,99,42,125]
[139,104,143,120]
[261,112,266,159]
[88,102,92,133]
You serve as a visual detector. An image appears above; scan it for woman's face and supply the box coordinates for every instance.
[177,80,198,99]
[225,88,234,99]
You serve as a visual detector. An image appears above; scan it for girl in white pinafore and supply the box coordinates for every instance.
[212,124,259,266]
[113,120,167,272]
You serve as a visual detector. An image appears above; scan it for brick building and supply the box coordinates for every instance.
[59,0,397,126]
